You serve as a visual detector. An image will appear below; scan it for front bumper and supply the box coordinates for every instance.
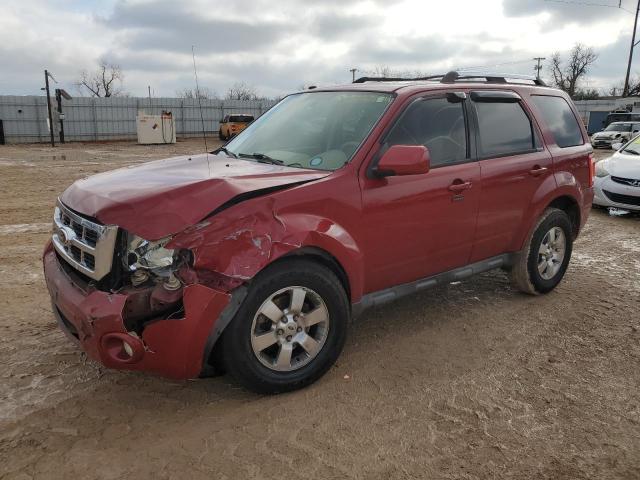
[593,176,640,211]
[43,241,232,379]
[592,137,617,148]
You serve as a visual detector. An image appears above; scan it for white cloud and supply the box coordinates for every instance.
[0,0,636,97]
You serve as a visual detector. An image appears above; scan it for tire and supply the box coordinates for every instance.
[218,129,224,140]
[509,208,573,295]
[220,259,349,394]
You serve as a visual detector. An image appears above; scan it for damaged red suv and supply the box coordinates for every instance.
[44,72,594,393]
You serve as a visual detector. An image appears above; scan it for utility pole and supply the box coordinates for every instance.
[533,57,546,80]
[624,0,640,97]
[44,70,55,147]
[350,68,357,83]
[55,89,65,144]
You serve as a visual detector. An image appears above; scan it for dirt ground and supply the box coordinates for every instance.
[0,139,639,479]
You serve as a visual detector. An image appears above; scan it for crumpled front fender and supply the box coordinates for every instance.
[169,197,364,301]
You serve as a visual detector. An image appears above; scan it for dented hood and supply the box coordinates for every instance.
[61,153,330,240]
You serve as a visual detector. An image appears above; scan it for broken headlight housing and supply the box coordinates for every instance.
[125,234,176,274]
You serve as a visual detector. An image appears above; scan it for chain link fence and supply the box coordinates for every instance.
[0,96,277,144]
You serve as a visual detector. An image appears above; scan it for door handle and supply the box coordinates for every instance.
[448,180,473,192]
[529,166,548,177]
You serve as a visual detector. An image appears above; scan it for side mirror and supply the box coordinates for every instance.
[373,145,430,178]
[612,142,623,150]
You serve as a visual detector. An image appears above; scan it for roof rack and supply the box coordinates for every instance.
[353,70,547,87]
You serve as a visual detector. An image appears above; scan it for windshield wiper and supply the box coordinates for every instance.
[212,147,237,158]
[623,148,640,155]
[238,152,284,165]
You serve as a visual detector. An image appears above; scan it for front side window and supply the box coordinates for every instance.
[474,101,536,157]
[531,95,584,147]
[225,91,393,171]
[384,97,467,167]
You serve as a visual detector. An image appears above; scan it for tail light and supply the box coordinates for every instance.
[588,153,595,187]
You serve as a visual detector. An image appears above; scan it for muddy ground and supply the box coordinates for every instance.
[0,140,638,479]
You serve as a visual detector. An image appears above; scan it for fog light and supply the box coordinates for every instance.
[122,341,134,357]
[101,333,144,364]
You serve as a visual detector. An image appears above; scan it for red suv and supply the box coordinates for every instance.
[44,72,594,393]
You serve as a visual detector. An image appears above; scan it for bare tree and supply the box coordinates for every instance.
[549,44,598,98]
[225,82,258,101]
[176,87,218,99]
[608,76,640,97]
[572,88,600,100]
[76,61,125,97]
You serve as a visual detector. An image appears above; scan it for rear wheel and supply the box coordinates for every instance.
[221,259,349,394]
[509,208,573,295]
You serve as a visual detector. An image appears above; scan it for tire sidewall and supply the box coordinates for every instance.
[526,210,573,294]
[222,261,349,393]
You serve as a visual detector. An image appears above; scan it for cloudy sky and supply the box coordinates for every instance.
[0,0,638,98]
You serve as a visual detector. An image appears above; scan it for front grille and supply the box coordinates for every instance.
[52,199,118,280]
[603,190,640,207]
[611,176,640,188]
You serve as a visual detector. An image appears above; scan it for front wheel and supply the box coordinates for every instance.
[509,208,573,295]
[221,259,349,393]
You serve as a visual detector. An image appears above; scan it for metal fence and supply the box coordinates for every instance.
[0,96,277,144]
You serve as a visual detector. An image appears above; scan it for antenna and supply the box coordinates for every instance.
[191,45,208,152]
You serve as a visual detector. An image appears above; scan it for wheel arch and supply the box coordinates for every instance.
[274,246,352,301]
[547,194,581,239]
[513,189,583,252]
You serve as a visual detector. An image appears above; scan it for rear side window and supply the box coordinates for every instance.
[531,95,583,148]
[385,97,468,167]
[474,101,536,157]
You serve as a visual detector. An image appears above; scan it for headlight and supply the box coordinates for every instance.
[595,161,610,178]
[126,234,175,271]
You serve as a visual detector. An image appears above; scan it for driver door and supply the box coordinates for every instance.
[359,92,481,294]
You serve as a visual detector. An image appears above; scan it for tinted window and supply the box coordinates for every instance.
[531,95,583,148]
[385,97,467,167]
[474,101,536,157]
[229,115,254,123]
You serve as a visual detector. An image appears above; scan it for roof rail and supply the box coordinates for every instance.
[353,71,547,87]
[353,75,444,83]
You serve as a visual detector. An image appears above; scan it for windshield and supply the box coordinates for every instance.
[224,91,394,171]
[605,123,632,132]
[621,136,640,155]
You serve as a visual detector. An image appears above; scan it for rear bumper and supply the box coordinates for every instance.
[43,241,232,379]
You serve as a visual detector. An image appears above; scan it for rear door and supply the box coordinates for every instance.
[469,90,553,262]
[359,91,481,293]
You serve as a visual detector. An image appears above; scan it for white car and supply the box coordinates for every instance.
[594,137,640,211]
[591,121,640,149]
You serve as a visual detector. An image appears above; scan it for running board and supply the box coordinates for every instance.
[351,253,514,317]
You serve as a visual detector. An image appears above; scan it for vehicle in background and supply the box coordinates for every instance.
[43,71,594,393]
[219,114,255,140]
[594,136,640,211]
[591,121,640,149]
[604,111,640,128]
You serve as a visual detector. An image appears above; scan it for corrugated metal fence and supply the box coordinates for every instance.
[0,96,277,144]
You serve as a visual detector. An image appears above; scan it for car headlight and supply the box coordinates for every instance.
[595,161,610,178]
[126,234,175,271]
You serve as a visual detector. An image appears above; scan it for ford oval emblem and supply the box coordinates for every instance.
[58,226,76,246]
